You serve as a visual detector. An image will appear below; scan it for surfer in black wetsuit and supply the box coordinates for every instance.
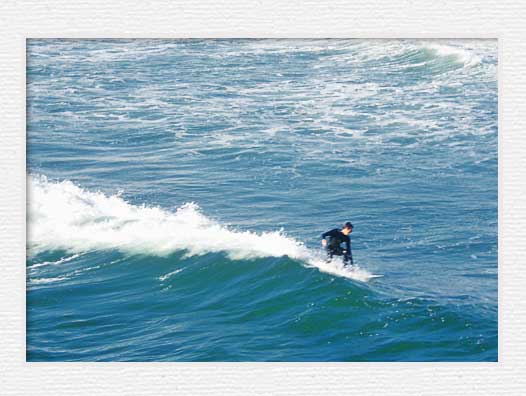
[321,222,354,266]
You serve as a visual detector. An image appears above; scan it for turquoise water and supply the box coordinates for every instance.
[26,39,498,361]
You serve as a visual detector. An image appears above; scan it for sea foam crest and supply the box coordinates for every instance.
[28,175,308,259]
[28,175,378,281]
[424,42,482,67]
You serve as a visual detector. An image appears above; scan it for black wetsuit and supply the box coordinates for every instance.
[321,228,353,265]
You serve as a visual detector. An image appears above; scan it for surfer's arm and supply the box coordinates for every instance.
[321,229,338,239]
[321,229,337,246]
[344,238,353,264]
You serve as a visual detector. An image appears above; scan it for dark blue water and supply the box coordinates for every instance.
[26,39,497,361]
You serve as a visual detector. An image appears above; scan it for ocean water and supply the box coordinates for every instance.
[26,39,498,361]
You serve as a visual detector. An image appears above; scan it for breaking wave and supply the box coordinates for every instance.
[28,175,378,282]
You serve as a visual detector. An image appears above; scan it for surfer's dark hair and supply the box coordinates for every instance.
[344,222,353,229]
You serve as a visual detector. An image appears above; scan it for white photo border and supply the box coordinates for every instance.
[2,1,522,395]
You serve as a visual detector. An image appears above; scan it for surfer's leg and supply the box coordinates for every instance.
[326,248,334,263]
[343,253,354,267]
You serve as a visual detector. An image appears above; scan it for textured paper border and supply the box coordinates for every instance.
[1,1,523,395]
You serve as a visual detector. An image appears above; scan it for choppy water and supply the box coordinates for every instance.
[26,39,498,361]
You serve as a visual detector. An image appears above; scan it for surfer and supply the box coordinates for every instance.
[321,222,354,266]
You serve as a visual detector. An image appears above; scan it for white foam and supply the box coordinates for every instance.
[424,42,481,67]
[28,175,380,282]
[27,253,82,270]
[305,255,383,282]
[29,276,69,285]
[159,268,185,282]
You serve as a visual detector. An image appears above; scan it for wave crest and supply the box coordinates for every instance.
[28,175,308,259]
[27,175,379,281]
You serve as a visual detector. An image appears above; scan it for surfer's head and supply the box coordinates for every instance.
[342,222,353,235]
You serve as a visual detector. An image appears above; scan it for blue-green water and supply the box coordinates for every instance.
[26,39,498,361]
